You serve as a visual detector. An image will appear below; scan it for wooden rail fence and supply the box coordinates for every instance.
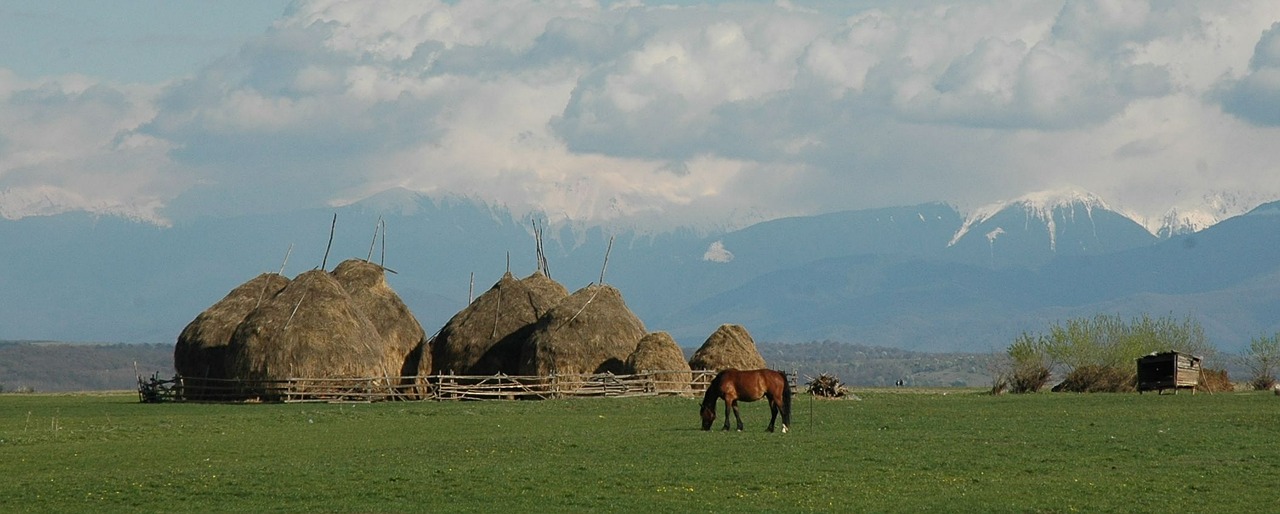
[138,370,728,403]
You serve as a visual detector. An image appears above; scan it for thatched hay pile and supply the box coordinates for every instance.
[175,273,289,396]
[331,259,426,377]
[519,283,646,376]
[431,271,568,375]
[688,324,767,372]
[226,269,390,398]
[625,331,692,390]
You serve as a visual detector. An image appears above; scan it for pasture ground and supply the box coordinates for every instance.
[1,389,1277,512]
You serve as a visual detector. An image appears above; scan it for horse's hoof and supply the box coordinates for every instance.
[781,425,789,434]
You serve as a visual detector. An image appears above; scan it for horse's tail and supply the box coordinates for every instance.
[780,370,793,428]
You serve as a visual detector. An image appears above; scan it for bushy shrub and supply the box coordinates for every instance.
[1197,368,1232,393]
[995,333,1052,394]
[1250,375,1277,391]
[1008,364,1051,393]
[1052,365,1135,393]
[1241,333,1280,390]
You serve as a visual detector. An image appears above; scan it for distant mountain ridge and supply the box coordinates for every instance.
[1,188,1277,354]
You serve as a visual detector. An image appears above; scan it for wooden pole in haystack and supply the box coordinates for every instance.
[366,217,381,262]
[321,213,337,271]
[532,219,549,278]
[278,243,293,276]
[492,276,503,339]
[599,235,614,284]
[260,243,293,308]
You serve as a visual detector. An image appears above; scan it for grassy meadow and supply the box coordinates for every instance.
[1,390,1278,513]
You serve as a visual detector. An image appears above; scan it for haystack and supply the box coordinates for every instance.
[689,324,767,372]
[331,259,426,378]
[226,269,390,399]
[519,283,646,376]
[174,273,289,398]
[432,270,568,375]
[625,331,692,391]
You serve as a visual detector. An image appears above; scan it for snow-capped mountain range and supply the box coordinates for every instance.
[0,184,1268,239]
[2,187,1279,355]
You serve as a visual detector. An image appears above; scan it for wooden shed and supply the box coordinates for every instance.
[1136,351,1201,394]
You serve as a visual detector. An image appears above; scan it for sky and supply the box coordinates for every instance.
[2,0,1280,232]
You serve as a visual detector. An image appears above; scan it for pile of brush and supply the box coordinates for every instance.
[806,373,849,398]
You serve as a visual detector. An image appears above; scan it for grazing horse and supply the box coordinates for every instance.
[700,368,792,433]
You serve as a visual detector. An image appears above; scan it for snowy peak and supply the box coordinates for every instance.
[0,185,168,226]
[943,188,1156,269]
[1150,190,1272,237]
[1155,207,1219,238]
[949,188,1118,250]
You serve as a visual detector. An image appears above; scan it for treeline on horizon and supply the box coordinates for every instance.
[0,337,1257,393]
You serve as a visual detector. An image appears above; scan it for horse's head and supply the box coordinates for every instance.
[699,403,715,430]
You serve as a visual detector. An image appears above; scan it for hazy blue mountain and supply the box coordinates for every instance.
[660,200,1280,352]
[1,190,1276,354]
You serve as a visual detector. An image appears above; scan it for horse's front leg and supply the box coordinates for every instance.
[721,399,733,431]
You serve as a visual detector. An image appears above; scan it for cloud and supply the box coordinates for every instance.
[0,70,180,222]
[1217,22,1280,126]
[3,1,1280,230]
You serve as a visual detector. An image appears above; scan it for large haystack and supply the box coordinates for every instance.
[519,283,646,376]
[626,331,692,392]
[331,259,426,378]
[432,271,568,375]
[689,324,767,372]
[175,273,290,396]
[226,269,390,398]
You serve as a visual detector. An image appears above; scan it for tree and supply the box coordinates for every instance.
[1240,333,1280,390]
[1010,313,1215,392]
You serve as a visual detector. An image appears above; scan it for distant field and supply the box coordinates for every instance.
[2,390,1277,512]
[0,340,997,393]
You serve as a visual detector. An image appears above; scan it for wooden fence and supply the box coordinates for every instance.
[139,370,725,404]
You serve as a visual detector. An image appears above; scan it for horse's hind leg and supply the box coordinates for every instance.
[731,400,745,431]
[767,398,779,432]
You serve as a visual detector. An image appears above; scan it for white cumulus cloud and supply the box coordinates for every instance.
[2,0,1280,230]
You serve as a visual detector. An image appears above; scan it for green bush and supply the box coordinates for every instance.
[1008,313,1213,393]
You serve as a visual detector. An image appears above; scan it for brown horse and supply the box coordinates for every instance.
[700,368,792,433]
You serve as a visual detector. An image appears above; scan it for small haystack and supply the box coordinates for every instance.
[331,259,426,378]
[626,331,692,392]
[175,273,289,397]
[519,283,646,376]
[689,324,767,372]
[432,271,568,375]
[226,269,390,399]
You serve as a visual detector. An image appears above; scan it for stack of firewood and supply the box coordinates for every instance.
[806,373,849,398]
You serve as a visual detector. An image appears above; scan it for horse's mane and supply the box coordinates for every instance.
[700,371,723,409]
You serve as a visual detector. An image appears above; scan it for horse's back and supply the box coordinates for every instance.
[715,368,782,401]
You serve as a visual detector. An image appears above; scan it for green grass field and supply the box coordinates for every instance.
[2,390,1277,513]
